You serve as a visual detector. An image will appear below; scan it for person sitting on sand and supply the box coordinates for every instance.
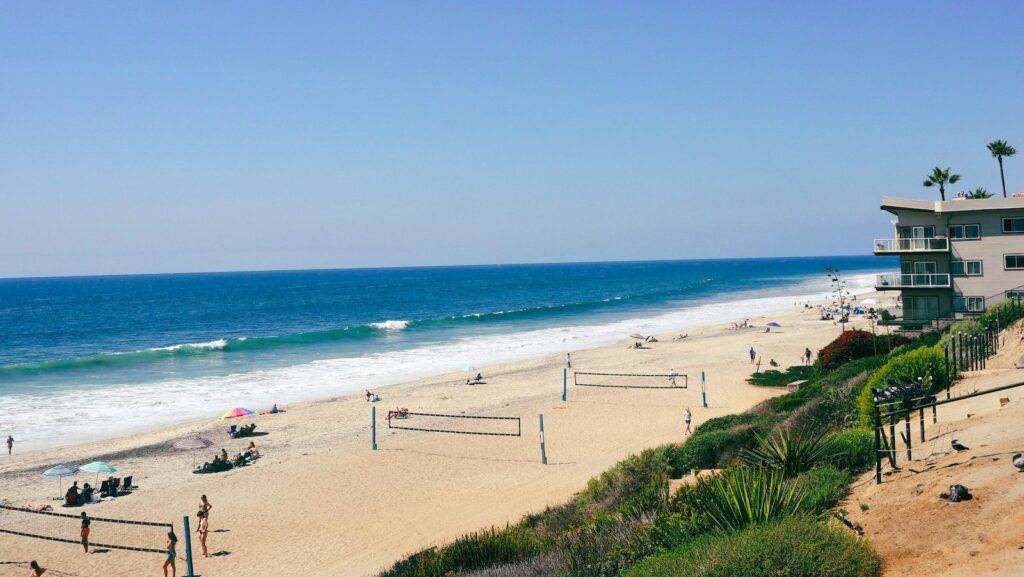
[66,482,79,507]
[365,390,373,401]
[474,373,483,383]
[770,359,779,367]
[270,403,280,414]
[247,441,260,459]
[30,561,45,577]
[220,448,228,462]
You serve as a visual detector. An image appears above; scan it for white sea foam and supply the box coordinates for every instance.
[371,320,409,330]
[0,273,884,451]
[150,338,229,352]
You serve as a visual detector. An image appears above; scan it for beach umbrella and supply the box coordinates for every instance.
[767,322,782,327]
[42,464,79,500]
[861,298,879,305]
[79,461,117,486]
[629,333,645,340]
[463,366,477,372]
[172,435,213,468]
[221,407,254,419]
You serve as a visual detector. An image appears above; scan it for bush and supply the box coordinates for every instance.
[378,525,545,577]
[857,346,946,427]
[678,467,805,532]
[937,319,985,349]
[740,430,836,477]
[818,330,909,374]
[667,423,766,478]
[796,465,850,513]
[828,428,875,473]
[622,515,881,577]
[560,514,657,577]
[576,446,671,516]
[747,365,810,386]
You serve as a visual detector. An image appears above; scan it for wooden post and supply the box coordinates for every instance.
[539,414,547,465]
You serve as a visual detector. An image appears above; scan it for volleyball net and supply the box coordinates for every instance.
[387,411,522,437]
[573,371,688,389]
[0,502,173,554]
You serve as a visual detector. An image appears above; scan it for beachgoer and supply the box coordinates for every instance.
[668,368,678,387]
[749,347,756,364]
[65,482,79,507]
[270,403,279,413]
[804,347,812,365]
[683,407,692,435]
[365,390,373,402]
[475,373,483,382]
[198,510,210,557]
[219,448,228,462]
[6,435,12,455]
[199,495,212,528]
[163,532,177,577]
[29,561,45,577]
[80,512,90,553]
[566,352,571,368]
[247,441,260,459]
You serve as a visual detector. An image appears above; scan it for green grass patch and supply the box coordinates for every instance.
[746,365,810,386]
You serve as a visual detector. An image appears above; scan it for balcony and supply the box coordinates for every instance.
[875,273,951,290]
[873,237,949,254]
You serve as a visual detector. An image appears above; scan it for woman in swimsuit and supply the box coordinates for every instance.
[198,510,210,557]
[199,494,212,527]
[163,532,177,577]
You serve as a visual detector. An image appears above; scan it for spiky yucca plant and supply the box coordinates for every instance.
[740,430,835,477]
[692,467,805,531]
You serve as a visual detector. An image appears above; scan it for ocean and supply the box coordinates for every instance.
[0,256,892,450]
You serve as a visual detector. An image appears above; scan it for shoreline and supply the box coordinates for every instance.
[0,291,885,577]
[2,273,884,454]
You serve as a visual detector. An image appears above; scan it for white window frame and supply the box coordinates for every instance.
[1002,217,1024,234]
[1005,254,1024,270]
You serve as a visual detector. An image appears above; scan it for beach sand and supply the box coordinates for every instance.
[0,296,881,577]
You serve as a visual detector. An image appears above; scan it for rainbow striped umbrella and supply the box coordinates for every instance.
[221,407,254,419]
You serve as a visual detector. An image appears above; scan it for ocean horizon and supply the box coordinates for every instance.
[0,255,893,450]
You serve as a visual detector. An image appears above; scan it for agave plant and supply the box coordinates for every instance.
[692,467,805,531]
[740,429,836,477]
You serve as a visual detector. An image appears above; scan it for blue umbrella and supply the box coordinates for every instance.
[42,464,79,500]
[79,461,118,485]
[767,322,782,327]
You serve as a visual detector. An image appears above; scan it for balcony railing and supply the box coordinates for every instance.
[873,237,949,253]
[875,273,951,289]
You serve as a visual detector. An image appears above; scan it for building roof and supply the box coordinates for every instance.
[881,196,1024,215]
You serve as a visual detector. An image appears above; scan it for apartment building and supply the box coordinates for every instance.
[874,196,1024,324]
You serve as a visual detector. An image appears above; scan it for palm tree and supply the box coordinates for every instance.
[967,187,993,199]
[987,140,1017,197]
[923,167,960,201]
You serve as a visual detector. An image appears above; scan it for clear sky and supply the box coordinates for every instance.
[2,1,1022,278]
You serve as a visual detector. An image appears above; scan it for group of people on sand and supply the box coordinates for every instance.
[198,442,260,473]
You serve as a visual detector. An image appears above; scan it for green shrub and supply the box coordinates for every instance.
[796,465,850,513]
[740,430,836,477]
[937,319,985,349]
[828,428,875,472]
[576,446,671,515]
[857,346,946,427]
[692,413,768,435]
[378,525,545,577]
[561,513,656,577]
[680,467,804,531]
[666,424,765,478]
[747,365,810,386]
[622,515,881,577]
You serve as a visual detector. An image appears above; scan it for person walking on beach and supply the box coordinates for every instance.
[6,435,12,455]
[80,512,90,553]
[197,510,210,557]
[683,407,693,435]
[566,352,571,369]
[804,347,812,366]
[29,561,45,577]
[163,532,177,577]
[668,368,679,387]
[749,347,756,364]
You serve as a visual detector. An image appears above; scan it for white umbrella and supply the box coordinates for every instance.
[172,436,213,467]
[79,461,117,486]
[42,464,79,500]
[861,298,879,305]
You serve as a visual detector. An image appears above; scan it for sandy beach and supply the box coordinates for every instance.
[0,296,883,577]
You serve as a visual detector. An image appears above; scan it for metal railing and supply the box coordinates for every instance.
[873,237,949,253]
[875,273,951,289]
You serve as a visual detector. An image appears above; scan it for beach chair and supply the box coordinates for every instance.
[122,475,134,491]
[99,480,111,498]
[228,424,238,437]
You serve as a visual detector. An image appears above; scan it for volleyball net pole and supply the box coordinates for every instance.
[372,406,378,451]
[562,368,567,402]
[701,371,708,408]
[182,514,195,577]
[539,414,548,465]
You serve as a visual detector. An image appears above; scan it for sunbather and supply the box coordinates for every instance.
[247,441,260,459]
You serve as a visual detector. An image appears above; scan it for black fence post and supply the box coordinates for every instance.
[905,410,912,461]
[874,401,882,484]
[888,413,897,468]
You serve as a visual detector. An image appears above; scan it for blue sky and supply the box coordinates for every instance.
[2,1,1022,277]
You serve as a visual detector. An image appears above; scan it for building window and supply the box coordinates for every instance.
[897,225,935,238]
[949,224,980,239]
[953,296,985,313]
[1007,290,1024,301]
[1002,218,1024,233]
[951,260,983,276]
[1005,254,1024,269]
